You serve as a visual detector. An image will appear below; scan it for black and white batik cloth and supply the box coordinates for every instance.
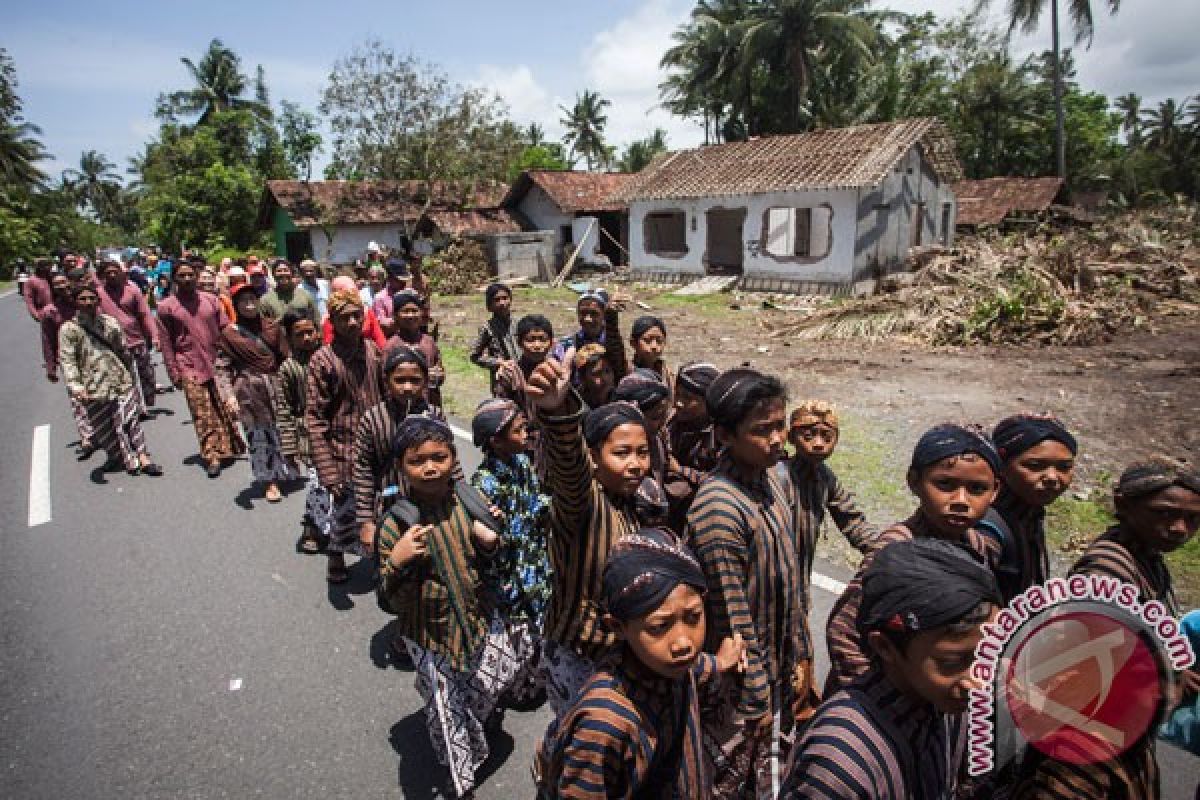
[303,466,331,534]
[404,614,542,798]
[245,425,294,484]
[541,638,597,716]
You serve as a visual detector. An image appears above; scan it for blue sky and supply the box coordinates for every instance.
[6,0,1198,179]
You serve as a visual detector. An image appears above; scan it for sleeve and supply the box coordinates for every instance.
[687,488,771,718]
[275,365,301,458]
[133,290,157,345]
[377,512,419,602]
[352,412,381,524]
[538,396,593,537]
[823,467,877,553]
[304,354,341,489]
[553,709,637,800]
[40,315,59,374]
[155,311,181,383]
[372,294,393,332]
[24,284,41,321]
[469,324,499,370]
[58,325,85,393]
[603,307,630,383]
[212,339,236,402]
[781,732,878,800]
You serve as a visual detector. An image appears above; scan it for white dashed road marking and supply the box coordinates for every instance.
[29,425,52,527]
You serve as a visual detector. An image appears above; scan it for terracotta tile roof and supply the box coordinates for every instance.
[264,180,508,227]
[615,118,963,202]
[953,176,1065,226]
[503,170,635,213]
[421,207,523,236]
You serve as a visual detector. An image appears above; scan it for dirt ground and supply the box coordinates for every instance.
[435,286,1199,600]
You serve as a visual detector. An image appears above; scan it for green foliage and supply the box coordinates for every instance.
[278,100,323,181]
[560,90,612,171]
[617,129,669,173]
[506,144,569,182]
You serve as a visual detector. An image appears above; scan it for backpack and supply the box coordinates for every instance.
[976,508,1021,603]
[374,480,501,615]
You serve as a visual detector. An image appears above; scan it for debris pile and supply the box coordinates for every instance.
[762,206,1199,347]
[422,238,491,295]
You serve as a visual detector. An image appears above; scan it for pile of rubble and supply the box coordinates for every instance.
[422,238,491,295]
[762,205,1199,347]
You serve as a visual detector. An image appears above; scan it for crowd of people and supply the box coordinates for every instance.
[17,241,1200,799]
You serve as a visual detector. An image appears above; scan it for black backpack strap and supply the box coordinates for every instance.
[454,480,502,534]
[977,507,1021,601]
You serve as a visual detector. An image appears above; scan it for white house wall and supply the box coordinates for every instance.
[516,185,572,244]
[630,188,860,283]
[308,224,408,266]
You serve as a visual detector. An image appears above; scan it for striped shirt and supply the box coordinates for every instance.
[377,494,494,672]
[781,668,964,799]
[540,400,640,661]
[988,488,1051,604]
[535,652,717,800]
[687,454,807,717]
[468,314,519,388]
[274,354,311,463]
[1009,740,1159,800]
[304,339,385,489]
[351,398,448,524]
[1070,526,1179,616]
[825,513,1002,690]
[780,458,878,585]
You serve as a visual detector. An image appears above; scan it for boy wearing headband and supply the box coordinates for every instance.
[276,312,324,554]
[782,538,999,799]
[385,289,444,412]
[535,527,746,799]
[669,362,721,472]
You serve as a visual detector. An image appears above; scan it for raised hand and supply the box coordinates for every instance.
[716,633,748,674]
[389,524,430,568]
[526,357,571,412]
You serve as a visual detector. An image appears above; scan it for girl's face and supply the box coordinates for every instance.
[1001,440,1075,508]
[577,300,604,338]
[401,440,456,502]
[386,362,427,404]
[1119,485,1200,554]
[396,302,423,334]
[490,414,529,458]
[610,584,706,680]
[789,422,838,463]
[632,327,666,366]
[718,398,787,471]
[75,291,99,314]
[590,422,650,497]
[907,455,999,538]
[234,291,259,319]
[289,320,319,353]
[519,329,552,362]
[673,386,707,425]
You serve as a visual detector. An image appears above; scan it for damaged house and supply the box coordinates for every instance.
[616,118,964,292]
[502,170,635,268]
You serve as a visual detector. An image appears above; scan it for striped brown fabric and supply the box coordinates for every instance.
[687,454,807,718]
[304,339,385,489]
[781,458,878,586]
[539,403,640,661]
[825,513,1001,691]
[1010,738,1159,800]
[351,399,450,525]
[1070,526,1180,616]
[275,354,310,463]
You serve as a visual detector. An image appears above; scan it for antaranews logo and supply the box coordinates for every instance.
[967,575,1196,776]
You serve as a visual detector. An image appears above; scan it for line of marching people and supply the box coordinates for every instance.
[24,252,1200,799]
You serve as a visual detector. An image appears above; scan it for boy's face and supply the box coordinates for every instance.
[198,271,216,293]
[610,584,706,680]
[673,386,707,425]
[908,455,999,538]
[274,266,295,291]
[789,421,838,462]
[590,423,651,498]
[290,320,319,353]
[1001,440,1075,508]
[632,327,665,365]
[386,363,427,404]
[369,273,386,293]
[577,300,604,338]
[401,440,456,502]
[719,398,787,471]
[1118,485,1200,554]
[870,605,994,714]
[234,291,259,319]
[173,266,197,292]
[50,275,70,299]
[396,302,423,334]
[490,291,512,317]
[519,330,552,362]
[490,414,529,458]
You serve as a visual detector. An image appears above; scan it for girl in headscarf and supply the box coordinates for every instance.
[376,417,536,799]
[535,527,745,799]
[59,283,163,477]
[986,413,1078,602]
[216,284,292,502]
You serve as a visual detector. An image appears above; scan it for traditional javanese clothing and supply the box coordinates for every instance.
[276,350,324,533]
[779,457,878,578]
[215,316,292,485]
[986,487,1052,604]
[304,337,385,554]
[469,314,520,390]
[494,356,547,476]
[669,417,721,473]
[688,454,811,800]
[157,289,245,462]
[41,296,93,448]
[97,277,158,411]
[536,652,718,800]
[386,330,443,411]
[351,397,447,526]
[23,273,52,322]
[377,494,537,798]
[58,312,151,471]
[319,307,388,349]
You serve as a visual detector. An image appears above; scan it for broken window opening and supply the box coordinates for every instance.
[762,205,832,260]
[644,211,688,257]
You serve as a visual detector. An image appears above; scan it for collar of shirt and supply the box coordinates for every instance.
[716,452,773,499]
[856,667,939,734]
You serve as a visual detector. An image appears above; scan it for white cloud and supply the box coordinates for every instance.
[476,64,559,130]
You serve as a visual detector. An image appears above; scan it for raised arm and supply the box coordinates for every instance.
[530,358,593,533]
[822,465,877,553]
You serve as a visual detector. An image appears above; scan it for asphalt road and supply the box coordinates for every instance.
[0,288,1194,799]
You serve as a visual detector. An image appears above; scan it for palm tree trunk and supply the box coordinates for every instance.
[1051,0,1067,182]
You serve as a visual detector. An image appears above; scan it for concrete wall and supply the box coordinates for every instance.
[484,231,558,281]
[516,185,572,251]
[629,187,860,284]
[307,224,408,266]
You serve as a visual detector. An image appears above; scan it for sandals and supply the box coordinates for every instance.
[264,484,283,503]
[299,526,322,555]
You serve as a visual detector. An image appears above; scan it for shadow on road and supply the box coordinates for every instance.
[326,556,375,611]
[389,710,516,798]
[369,619,415,672]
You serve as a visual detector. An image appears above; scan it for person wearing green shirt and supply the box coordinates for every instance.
[258,260,318,325]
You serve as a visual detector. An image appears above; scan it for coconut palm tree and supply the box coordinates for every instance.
[0,119,47,189]
[560,90,611,171]
[1114,92,1143,146]
[976,0,1121,181]
[157,39,271,125]
[1141,97,1189,151]
[62,150,121,219]
[660,1,744,142]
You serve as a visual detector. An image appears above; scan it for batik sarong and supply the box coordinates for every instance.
[542,639,597,717]
[246,425,293,484]
[87,389,148,471]
[182,377,245,462]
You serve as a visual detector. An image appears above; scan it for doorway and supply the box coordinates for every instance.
[705,208,745,275]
